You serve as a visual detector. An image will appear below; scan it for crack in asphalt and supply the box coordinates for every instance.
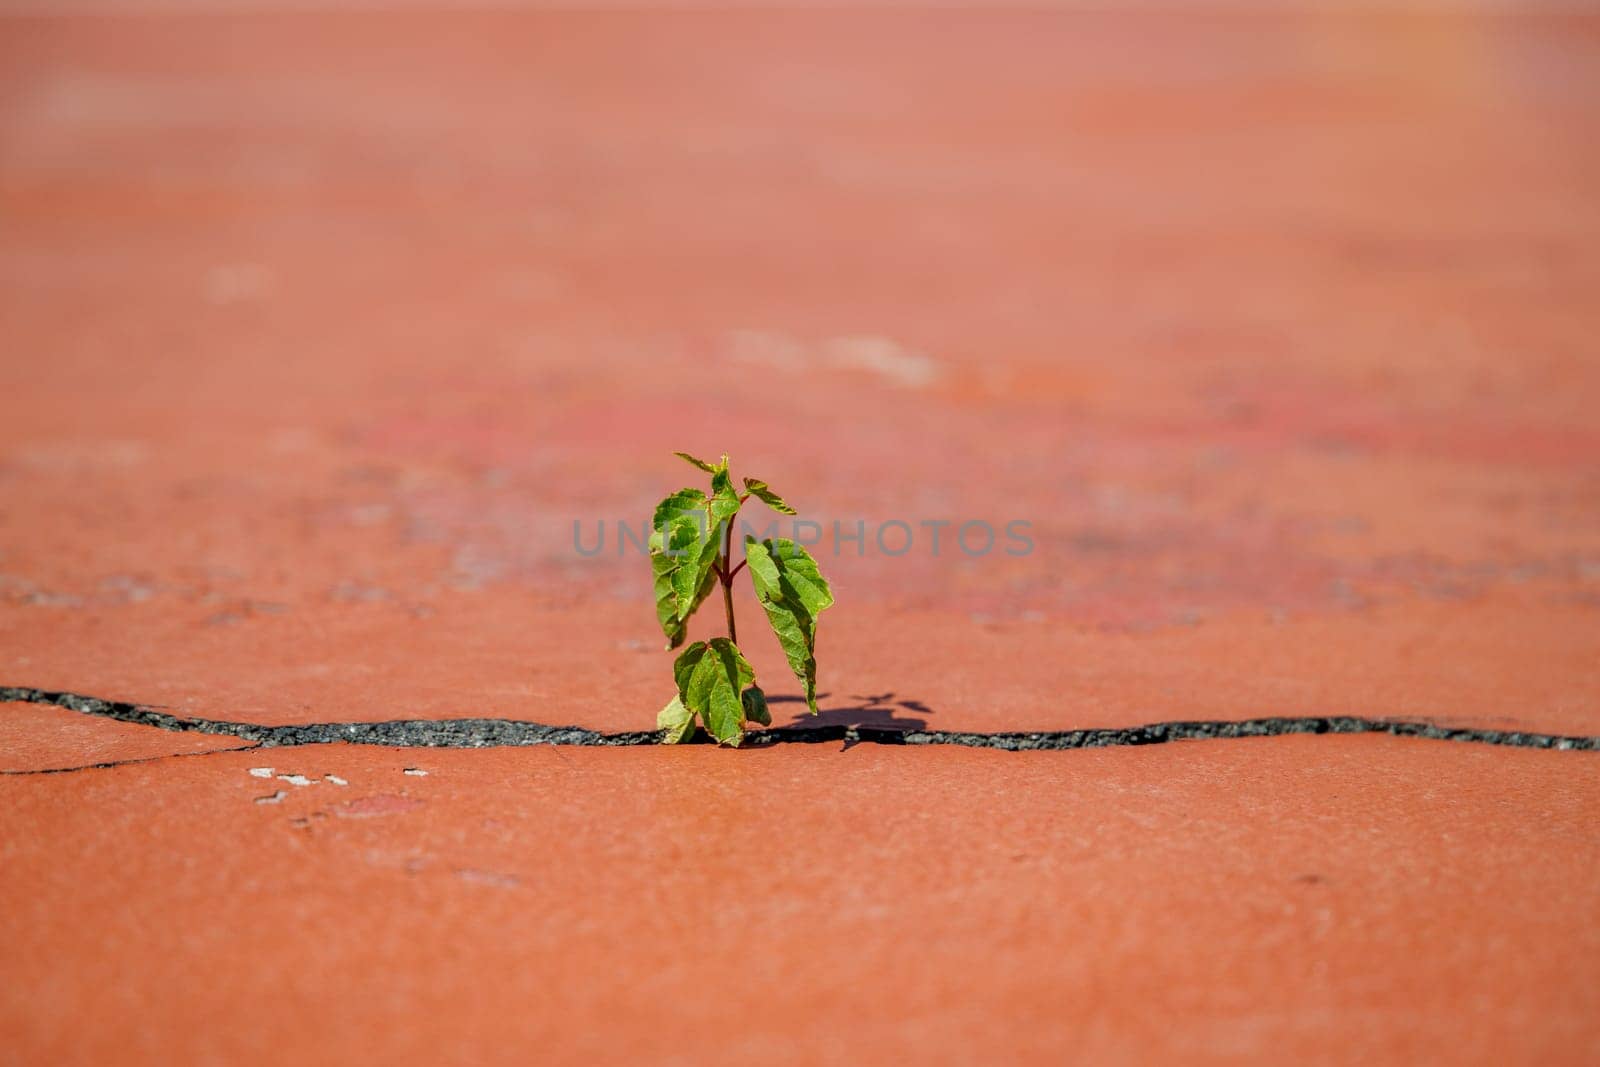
[1,742,263,776]
[4,685,1598,755]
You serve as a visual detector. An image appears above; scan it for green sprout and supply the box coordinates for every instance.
[651,452,834,746]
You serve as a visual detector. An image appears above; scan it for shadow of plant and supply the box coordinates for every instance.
[767,691,935,732]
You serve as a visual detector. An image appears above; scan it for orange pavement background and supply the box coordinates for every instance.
[1,4,1598,1063]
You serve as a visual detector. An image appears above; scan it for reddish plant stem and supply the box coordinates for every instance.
[720,517,738,644]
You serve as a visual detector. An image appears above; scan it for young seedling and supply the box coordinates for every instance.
[651,452,834,746]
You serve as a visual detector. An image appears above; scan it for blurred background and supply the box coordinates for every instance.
[1,1,1597,734]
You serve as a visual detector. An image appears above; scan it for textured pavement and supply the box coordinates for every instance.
[2,4,1598,1063]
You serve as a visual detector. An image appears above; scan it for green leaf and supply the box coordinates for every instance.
[754,537,834,615]
[652,557,716,650]
[711,464,738,504]
[745,537,834,715]
[741,685,770,727]
[649,463,742,646]
[742,477,797,515]
[673,642,706,694]
[674,638,755,746]
[673,451,721,474]
[649,489,720,648]
[709,475,741,526]
[657,695,697,744]
[654,485,707,518]
[674,537,719,618]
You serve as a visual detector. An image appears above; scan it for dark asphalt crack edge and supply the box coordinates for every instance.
[1,742,263,776]
[3,685,1598,754]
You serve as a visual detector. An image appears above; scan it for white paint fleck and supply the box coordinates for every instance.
[248,767,275,779]
[326,775,349,786]
[403,768,428,777]
[254,791,287,805]
[277,774,316,787]
[824,335,940,389]
[725,329,940,389]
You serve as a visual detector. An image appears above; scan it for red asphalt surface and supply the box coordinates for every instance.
[2,4,1598,1063]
